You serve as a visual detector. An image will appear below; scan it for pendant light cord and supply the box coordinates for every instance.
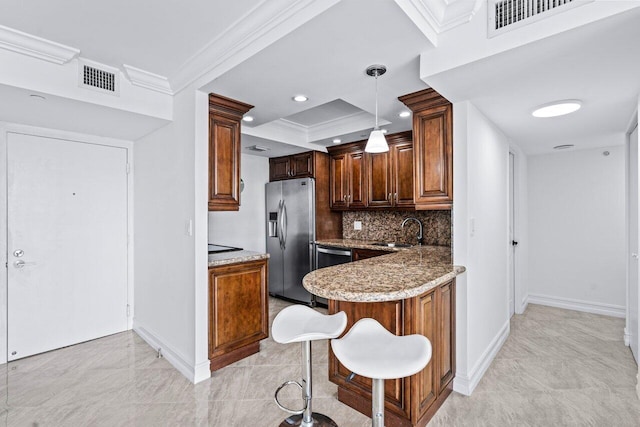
[374,71,379,129]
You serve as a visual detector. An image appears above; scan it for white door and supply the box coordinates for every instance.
[508,152,516,317]
[7,133,128,361]
[629,125,639,363]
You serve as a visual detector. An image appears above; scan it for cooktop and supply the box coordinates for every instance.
[208,244,243,254]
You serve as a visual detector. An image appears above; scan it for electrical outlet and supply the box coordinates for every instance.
[354,220,362,231]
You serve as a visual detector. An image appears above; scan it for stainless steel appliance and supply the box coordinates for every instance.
[314,245,352,306]
[266,177,316,304]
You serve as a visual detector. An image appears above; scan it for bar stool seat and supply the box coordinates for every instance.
[272,305,348,344]
[272,305,347,427]
[331,318,432,427]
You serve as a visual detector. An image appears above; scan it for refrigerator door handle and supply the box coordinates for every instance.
[277,200,283,250]
[281,200,288,250]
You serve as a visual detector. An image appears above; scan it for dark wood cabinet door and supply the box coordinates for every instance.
[269,156,291,181]
[391,140,415,208]
[209,260,269,370]
[351,248,389,261]
[330,153,348,209]
[437,280,455,392]
[348,150,367,208]
[329,299,410,419]
[291,152,314,178]
[412,290,438,418]
[413,104,452,209]
[208,94,253,211]
[367,151,393,208]
[209,115,241,210]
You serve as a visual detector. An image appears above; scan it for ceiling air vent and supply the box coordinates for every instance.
[78,59,119,95]
[488,0,593,37]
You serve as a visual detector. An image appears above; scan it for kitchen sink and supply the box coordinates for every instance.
[372,242,412,248]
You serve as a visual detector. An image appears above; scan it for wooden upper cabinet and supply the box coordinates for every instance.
[291,152,314,178]
[367,150,392,208]
[269,156,291,181]
[364,131,414,209]
[269,151,315,181]
[208,94,253,211]
[328,145,367,210]
[399,89,453,210]
[347,150,367,208]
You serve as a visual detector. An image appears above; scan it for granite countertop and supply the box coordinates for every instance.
[208,250,269,268]
[304,242,465,302]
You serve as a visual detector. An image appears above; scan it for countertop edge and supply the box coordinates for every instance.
[208,251,269,268]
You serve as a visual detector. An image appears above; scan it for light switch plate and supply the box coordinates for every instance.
[354,220,362,231]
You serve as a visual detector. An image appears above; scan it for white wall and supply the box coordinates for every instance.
[527,144,626,317]
[208,154,269,252]
[453,101,510,396]
[133,87,211,383]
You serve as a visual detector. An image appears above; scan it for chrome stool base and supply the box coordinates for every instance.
[280,412,339,427]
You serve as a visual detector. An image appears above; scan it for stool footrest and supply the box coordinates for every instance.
[274,380,308,415]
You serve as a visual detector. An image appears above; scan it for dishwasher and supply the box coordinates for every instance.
[314,244,352,306]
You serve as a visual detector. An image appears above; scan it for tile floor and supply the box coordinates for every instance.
[2,300,639,426]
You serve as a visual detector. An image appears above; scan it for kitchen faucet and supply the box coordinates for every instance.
[401,217,423,246]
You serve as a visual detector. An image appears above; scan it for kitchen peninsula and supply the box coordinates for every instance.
[303,240,465,427]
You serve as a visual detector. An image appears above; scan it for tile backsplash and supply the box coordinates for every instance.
[343,210,451,247]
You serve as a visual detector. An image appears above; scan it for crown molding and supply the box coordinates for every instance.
[172,0,341,93]
[393,0,481,46]
[0,24,79,64]
[123,64,173,95]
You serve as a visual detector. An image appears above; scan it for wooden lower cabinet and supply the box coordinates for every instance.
[328,279,455,426]
[208,259,269,371]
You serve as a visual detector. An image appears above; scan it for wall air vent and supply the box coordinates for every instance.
[489,0,593,37]
[78,59,119,95]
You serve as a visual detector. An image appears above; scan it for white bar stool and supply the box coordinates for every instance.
[272,305,348,427]
[331,318,432,427]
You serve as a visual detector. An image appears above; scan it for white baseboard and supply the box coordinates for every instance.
[453,319,510,396]
[133,321,211,384]
[625,327,631,347]
[527,293,625,318]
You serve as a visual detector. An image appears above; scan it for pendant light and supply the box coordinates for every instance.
[364,64,389,153]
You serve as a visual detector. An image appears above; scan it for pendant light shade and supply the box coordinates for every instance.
[364,65,388,153]
[366,129,388,153]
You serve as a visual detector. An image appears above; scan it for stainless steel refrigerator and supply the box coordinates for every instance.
[266,177,316,304]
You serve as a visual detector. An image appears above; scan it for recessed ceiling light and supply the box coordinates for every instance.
[332,138,342,144]
[29,94,46,101]
[553,144,574,150]
[293,95,308,102]
[532,100,582,118]
[399,111,411,118]
[243,116,254,122]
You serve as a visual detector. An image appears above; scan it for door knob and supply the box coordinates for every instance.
[632,253,639,259]
[13,249,24,257]
[14,260,26,268]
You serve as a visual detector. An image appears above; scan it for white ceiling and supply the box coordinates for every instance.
[0,1,638,156]
[0,0,261,80]
[427,7,640,155]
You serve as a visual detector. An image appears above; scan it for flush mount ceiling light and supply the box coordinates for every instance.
[332,138,342,144]
[247,145,269,152]
[532,100,582,118]
[293,95,308,102]
[399,111,411,118]
[364,65,389,153]
[242,115,254,122]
